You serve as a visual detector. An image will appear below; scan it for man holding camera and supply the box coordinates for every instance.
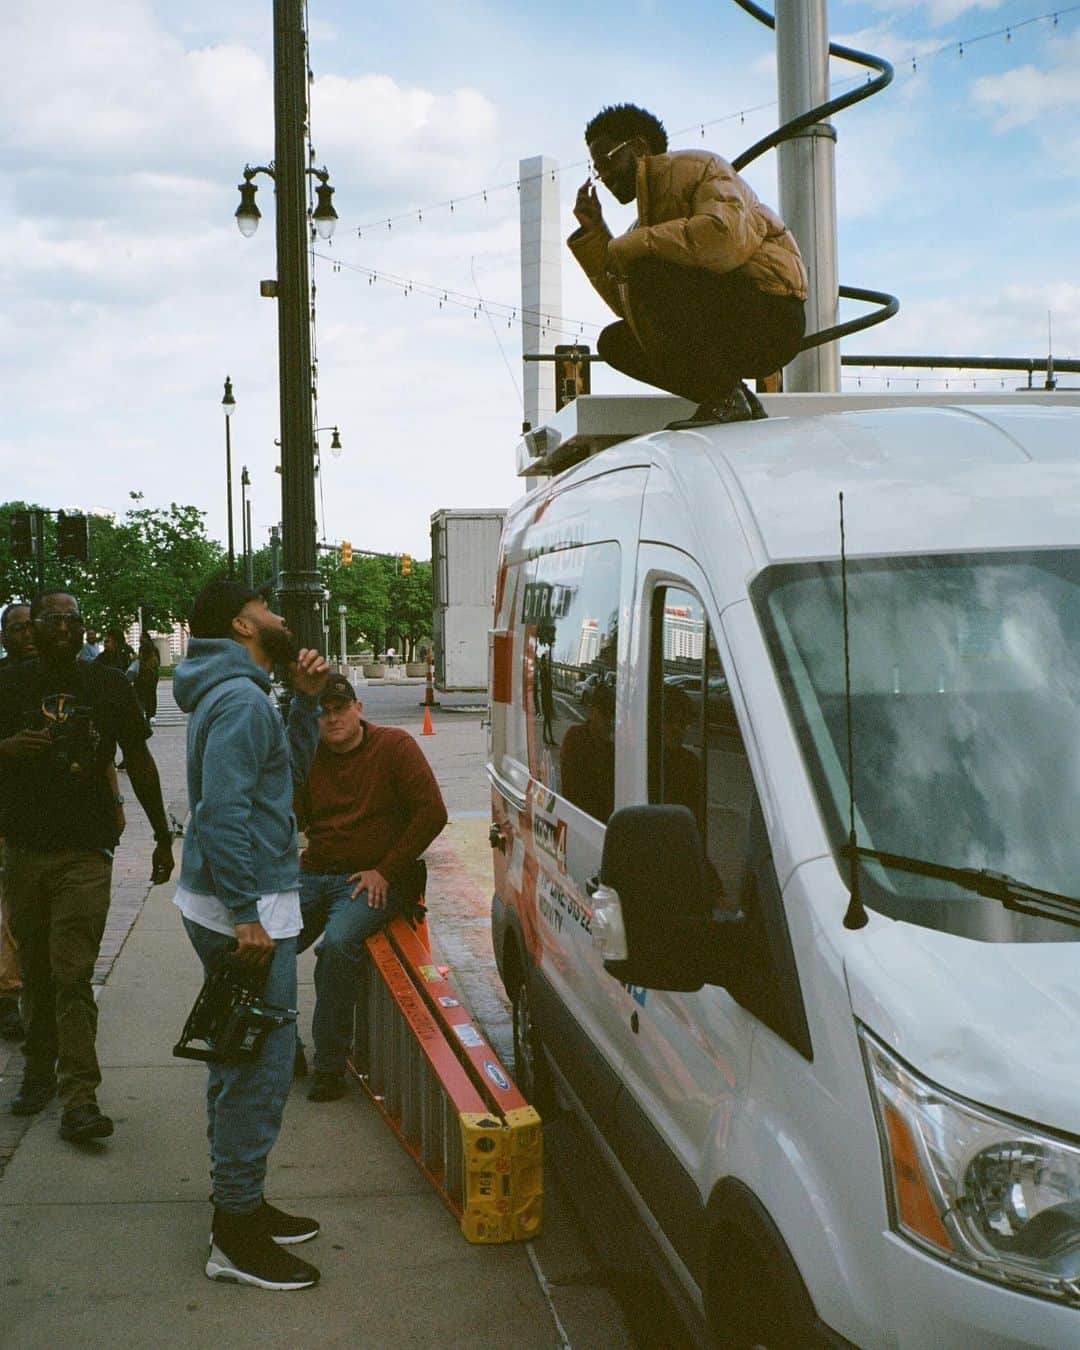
[0,589,174,1143]
[173,580,328,1291]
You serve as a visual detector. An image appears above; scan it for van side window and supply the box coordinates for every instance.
[499,563,531,778]
[523,542,620,822]
[650,589,755,908]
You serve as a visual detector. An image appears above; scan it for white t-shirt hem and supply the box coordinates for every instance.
[173,884,302,940]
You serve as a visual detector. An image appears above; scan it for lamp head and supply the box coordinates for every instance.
[222,376,236,417]
[312,181,338,240]
[235,179,260,237]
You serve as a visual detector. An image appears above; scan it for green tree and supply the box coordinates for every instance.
[320,553,390,657]
[124,494,224,629]
[0,495,224,634]
[387,559,432,661]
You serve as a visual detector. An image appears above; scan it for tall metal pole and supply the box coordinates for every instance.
[240,465,251,587]
[776,0,839,393]
[224,413,235,578]
[245,500,254,588]
[269,524,281,595]
[338,604,347,670]
[33,509,46,596]
[273,0,321,649]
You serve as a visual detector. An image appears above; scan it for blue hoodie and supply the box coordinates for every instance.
[173,639,320,925]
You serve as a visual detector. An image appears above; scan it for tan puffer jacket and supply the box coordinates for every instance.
[568,149,807,319]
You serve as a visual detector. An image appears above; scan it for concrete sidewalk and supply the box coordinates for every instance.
[0,686,631,1349]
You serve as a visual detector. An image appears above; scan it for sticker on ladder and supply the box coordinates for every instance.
[484,1061,510,1092]
[438,996,460,1008]
[453,1023,484,1048]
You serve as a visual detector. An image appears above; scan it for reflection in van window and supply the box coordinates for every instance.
[522,542,620,821]
[651,589,752,909]
[753,549,1080,940]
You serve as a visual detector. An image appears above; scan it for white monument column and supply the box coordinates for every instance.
[519,155,563,431]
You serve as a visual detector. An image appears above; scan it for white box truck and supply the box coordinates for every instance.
[430,508,506,692]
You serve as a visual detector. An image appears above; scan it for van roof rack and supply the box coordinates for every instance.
[515,389,1080,477]
[516,395,691,476]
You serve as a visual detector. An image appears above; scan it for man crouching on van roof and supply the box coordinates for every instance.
[294,675,447,1103]
[569,103,808,427]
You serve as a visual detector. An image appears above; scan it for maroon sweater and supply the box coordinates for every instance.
[296,722,447,882]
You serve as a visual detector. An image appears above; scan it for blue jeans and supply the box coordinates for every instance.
[298,872,407,1075]
[182,919,297,1216]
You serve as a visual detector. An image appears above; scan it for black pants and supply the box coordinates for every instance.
[597,258,805,404]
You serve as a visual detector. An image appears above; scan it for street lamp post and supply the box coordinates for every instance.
[338,603,347,671]
[222,377,236,578]
[240,465,253,587]
[233,0,339,650]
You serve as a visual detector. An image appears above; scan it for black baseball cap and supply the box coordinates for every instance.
[320,673,357,707]
[189,579,263,639]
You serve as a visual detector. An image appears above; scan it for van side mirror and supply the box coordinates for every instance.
[596,805,716,992]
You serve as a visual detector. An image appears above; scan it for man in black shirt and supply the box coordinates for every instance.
[0,590,175,1143]
[0,601,35,1041]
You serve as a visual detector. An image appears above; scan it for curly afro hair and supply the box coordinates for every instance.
[584,103,668,156]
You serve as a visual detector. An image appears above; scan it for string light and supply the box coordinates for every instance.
[314,249,602,340]
[334,6,1079,240]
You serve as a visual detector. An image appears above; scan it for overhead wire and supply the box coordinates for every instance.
[335,4,1079,240]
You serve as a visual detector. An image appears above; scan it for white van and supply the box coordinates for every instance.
[487,393,1080,1349]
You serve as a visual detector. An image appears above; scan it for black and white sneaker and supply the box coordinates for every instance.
[741,383,769,420]
[258,1200,320,1245]
[665,386,754,429]
[206,1208,320,1290]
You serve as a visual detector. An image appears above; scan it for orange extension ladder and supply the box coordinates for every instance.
[349,916,543,1244]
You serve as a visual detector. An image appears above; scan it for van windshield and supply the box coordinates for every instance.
[752,548,1080,942]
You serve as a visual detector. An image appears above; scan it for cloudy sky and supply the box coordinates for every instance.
[2,0,1077,559]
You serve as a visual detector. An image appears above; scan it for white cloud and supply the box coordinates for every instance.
[970,34,1080,129]
[859,0,1004,26]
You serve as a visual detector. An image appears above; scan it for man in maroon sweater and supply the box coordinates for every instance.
[295,675,447,1101]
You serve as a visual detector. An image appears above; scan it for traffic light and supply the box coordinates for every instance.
[57,512,89,561]
[340,540,353,566]
[554,343,591,410]
[400,553,412,577]
[9,511,34,560]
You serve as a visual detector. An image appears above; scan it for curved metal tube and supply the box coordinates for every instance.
[729,0,898,349]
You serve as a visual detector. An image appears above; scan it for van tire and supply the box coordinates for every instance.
[510,966,556,1116]
[706,1186,826,1350]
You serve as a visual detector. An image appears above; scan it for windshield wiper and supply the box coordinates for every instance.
[841,844,1080,930]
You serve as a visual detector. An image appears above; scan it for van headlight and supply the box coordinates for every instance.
[861,1029,1080,1304]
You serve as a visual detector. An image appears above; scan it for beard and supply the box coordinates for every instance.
[259,621,299,665]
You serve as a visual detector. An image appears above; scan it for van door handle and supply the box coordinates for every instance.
[585,874,600,897]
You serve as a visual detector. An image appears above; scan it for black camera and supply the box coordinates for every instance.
[174,956,296,1064]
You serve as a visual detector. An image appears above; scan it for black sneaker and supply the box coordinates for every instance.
[307,1071,347,1102]
[293,1040,309,1079]
[741,383,769,420]
[258,1201,320,1245]
[11,1078,56,1116]
[666,386,753,429]
[207,1208,320,1290]
[0,997,25,1042]
[59,1102,114,1142]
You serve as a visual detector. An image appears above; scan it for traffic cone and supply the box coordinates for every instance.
[421,705,434,736]
[420,651,440,709]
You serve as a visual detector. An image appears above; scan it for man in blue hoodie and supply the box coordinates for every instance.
[173,580,328,1291]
